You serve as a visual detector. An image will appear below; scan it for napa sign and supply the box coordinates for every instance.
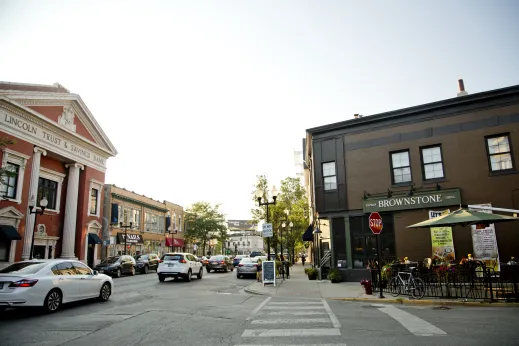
[363,189,461,213]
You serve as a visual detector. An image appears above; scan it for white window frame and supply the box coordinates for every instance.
[1,149,30,204]
[322,161,337,191]
[88,179,103,217]
[38,168,65,213]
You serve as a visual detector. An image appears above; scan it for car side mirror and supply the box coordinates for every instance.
[93,270,98,276]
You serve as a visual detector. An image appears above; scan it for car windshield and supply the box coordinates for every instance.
[210,256,225,260]
[135,255,148,260]
[0,262,48,274]
[100,257,119,264]
[240,258,256,264]
[163,254,183,261]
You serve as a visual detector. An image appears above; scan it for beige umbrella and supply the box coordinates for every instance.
[407,208,519,228]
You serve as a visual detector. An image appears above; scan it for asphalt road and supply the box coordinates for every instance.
[1,269,519,346]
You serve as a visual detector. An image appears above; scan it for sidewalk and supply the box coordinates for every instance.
[244,261,519,307]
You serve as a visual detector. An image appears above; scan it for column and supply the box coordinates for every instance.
[60,163,84,259]
[344,216,353,269]
[21,147,47,260]
[44,239,49,259]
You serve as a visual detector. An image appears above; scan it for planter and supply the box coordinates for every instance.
[364,286,373,295]
[308,275,317,280]
[331,279,340,283]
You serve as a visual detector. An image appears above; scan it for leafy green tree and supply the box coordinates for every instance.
[184,202,226,256]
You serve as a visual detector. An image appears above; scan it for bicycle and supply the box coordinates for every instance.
[388,267,426,299]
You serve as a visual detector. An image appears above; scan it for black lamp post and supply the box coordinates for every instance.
[281,209,292,262]
[255,186,278,260]
[29,197,48,260]
[166,211,177,252]
[313,221,322,280]
[119,221,133,255]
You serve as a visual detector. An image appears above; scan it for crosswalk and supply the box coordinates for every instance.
[235,297,344,345]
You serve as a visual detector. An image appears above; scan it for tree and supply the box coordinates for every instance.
[184,202,226,256]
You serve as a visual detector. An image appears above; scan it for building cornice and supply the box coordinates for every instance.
[112,193,169,213]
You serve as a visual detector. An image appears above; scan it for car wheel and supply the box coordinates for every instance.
[116,268,121,278]
[99,282,111,302]
[197,268,203,279]
[130,266,136,276]
[143,265,149,274]
[231,267,234,272]
[44,289,62,313]
[237,273,241,279]
[186,270,192,282]
[206,268,211,273]
[158,274,165,282]
[224,267,228,273]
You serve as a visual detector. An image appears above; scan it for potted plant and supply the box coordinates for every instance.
[307,267,318,280]
[327,268,342,283]
[360,279,372,295]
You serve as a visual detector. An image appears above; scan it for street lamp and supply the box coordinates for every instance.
[281,209,291,261]
[29,196,48,260]
[166,211,178,252]
[119,215,133,255]
[255,185,278,259]
[313,222,322,280]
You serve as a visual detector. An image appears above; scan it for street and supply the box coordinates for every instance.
[1,270,519,346]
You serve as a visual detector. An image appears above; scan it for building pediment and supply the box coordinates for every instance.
[0,206,24,219]
[87,220,102,229]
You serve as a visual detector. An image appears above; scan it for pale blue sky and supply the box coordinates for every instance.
[1,0,518,219]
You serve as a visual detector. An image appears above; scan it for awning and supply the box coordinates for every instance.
[0,225,22,240]
[88,233,102,245]
[166,238,184,247]
[302,225,314,241]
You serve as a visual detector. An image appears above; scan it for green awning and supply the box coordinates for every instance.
[0,225,22,240]
[88,233,102,244]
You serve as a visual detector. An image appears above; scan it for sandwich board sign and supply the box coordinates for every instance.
[262,261,276,286]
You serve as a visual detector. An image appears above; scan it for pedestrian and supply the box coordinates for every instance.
[301,254,306,266]
[257,258,263,282]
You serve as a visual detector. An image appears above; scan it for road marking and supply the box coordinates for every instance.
[241,328,341,337]
[322,299,341,329]
[267,301,323,305]
[246,297,271,321]
[251,318,330,324]
[264,311,328,316]
[234,344,347,346]
[262,306,323,310]
[376,305,447,336]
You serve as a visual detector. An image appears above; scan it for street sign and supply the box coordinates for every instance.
[369,212,383,235]
[262,223,273,237]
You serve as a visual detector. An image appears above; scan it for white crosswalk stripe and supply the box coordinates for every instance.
[239,298,343,345]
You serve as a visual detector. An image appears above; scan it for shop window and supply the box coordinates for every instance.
[349,214,395,268]
[390,150,412,184]
[420,145,444,180]
[322,162,337,191]
[0,240,9,261]
[0,163,19,199]
[486,134,514,172]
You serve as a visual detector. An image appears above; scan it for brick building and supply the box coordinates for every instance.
[305,81,519,280]
[0,81,117,268]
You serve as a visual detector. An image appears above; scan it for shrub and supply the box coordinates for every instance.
[327,268,342,283]
[307,267,318,280]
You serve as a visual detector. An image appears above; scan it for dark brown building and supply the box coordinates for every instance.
[306,81,519,280]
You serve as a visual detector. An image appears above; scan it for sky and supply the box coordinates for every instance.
[1,0,518,220]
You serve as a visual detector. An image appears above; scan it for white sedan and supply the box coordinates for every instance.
[0,259,113,313]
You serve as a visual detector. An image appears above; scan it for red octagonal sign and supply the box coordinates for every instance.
[369,212,383,235]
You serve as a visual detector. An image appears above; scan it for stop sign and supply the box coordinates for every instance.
[369,212,383,235]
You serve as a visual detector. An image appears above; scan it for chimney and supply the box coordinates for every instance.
[457,79,468,97]
[354,114,359,119]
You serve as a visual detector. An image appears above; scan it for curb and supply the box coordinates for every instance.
[244,287,269,296]
[331,297,519,307]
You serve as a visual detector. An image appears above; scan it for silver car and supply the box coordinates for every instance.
[236,257,259,278]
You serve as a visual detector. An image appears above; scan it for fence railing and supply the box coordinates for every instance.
[369,261,519,302]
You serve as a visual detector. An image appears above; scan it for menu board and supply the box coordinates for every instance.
[262,261,276,286]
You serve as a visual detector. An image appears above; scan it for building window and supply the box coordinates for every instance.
[89,188,98,215]
[37,177,58,210]
[486,134,514,172]
[0,148,29,203]
[145,212,151,231]
[421,146,444,180]
[0,163,19,199]
[390,150,412,184]
[322,162,337,191]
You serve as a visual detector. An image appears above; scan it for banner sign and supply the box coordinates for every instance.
[363,189,461,213]
[117,233,144,244]
[470,204,500,272]
[429,210,455,261]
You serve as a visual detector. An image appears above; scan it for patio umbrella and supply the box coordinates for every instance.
[407,208,519,228]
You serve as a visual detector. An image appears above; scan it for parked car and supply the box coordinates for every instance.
[0,259,113,313]
[197,256,209,266]
[95,255,136,278]
[250,251,264,258]
[157,253,203,282]
[134,253,159,274]
[236,257,259,279]
[206,255,234,273]
[233,255,248,267]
